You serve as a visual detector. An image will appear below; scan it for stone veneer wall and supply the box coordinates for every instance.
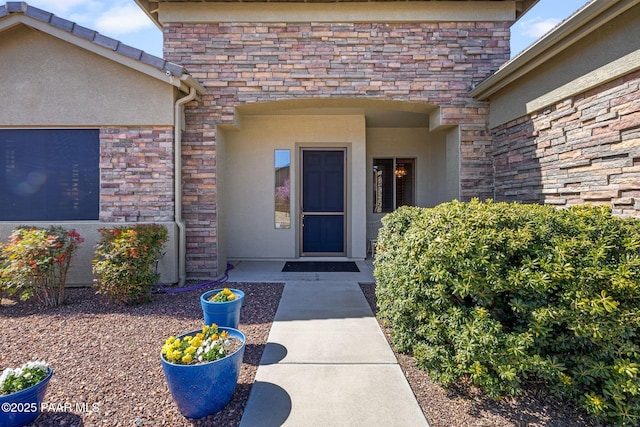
[493,69,640,216]
[99,126,175,222]
[164,21,510,277]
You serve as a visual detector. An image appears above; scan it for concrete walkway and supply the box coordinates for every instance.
[228,261,429,427]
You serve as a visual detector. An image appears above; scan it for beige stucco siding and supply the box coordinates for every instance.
[366,127,460,216]
[488,4,640,127]
[220,114,367,260]
[221,116,460,261]
[158,1,515,23]
[0,222,178,286]
[0,25,174,126]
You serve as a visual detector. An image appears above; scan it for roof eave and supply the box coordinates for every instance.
[180,74,207,95]
[134,0,162,30]
[0,6,203,95]
[515,0,539,19]
[135,0,540,29]
[470,0,640,101]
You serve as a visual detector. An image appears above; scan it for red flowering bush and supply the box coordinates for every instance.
[92,224,168,305]
[0,226,83,307]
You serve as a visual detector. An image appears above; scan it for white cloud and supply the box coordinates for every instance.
[27,0,102,16]
[25,1,151,36]
[93,3,154,35]
[518,17,562,39]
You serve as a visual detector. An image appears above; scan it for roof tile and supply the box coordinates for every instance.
[6,2,24,13]
[94,33,120,51]
[50,15,73,32]
[140,52,167,70]
[116,43,143,61]
[1,1,192,80]
[71,23,97,41]
[165,62,186,76]
[25,4,51,22]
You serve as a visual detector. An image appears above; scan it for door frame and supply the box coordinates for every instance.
[299,147,347,257]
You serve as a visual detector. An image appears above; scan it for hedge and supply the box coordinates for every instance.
[374,200,640,426]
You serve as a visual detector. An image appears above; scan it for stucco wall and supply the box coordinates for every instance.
[0,222,178,286]
[487,3,640,128]
[365,127,459,217]
[0,124,180,284]
[0,24,182,283]
[164,18,510,276]
[221,114,367,260]
[493,69,640,216]
[0,25,175,126]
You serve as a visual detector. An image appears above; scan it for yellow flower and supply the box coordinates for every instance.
[592,395,602,405]
[162,323,235,365]
[559,373,572,386]
[211,288,237,302]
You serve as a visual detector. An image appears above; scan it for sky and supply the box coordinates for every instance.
[23,0,592,59]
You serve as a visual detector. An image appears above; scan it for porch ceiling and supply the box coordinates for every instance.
[248,107,430,128]
[236,99,435,128]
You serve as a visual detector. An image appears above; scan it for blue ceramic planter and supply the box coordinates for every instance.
[0,368,53,427]
[161,327,246,419]
[200,289,245,328]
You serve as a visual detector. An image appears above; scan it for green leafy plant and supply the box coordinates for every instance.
[0,247,9,303]
[374,200,640,426]
[208,288,237,302]
[0,361,49,395]
[161,324,239,365]
[92,224,168,305]
[0,226,83,307]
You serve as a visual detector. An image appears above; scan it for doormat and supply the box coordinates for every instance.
[281,261,360,273]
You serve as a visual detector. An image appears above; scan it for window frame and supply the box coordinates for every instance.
[372,157,415,213]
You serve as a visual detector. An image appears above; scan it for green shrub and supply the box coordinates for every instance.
[0,226,83,307]
[0,246,8,302]
[374,200,640,426]
[92,224,168,305]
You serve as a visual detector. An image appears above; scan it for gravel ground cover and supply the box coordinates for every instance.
[2,281,602,427]
[0,282,283,427]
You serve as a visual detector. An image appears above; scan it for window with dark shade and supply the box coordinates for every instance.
[0,129,99,221]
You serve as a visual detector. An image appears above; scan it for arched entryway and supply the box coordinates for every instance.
[216,99,460,264]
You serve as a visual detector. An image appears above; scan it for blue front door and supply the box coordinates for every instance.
[301,149,345,255]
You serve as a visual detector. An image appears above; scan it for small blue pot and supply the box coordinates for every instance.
[0,368,53,427]
[161,327,246,419]
[200,289,245,328]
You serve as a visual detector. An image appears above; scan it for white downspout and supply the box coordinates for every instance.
[174,87,197,286]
